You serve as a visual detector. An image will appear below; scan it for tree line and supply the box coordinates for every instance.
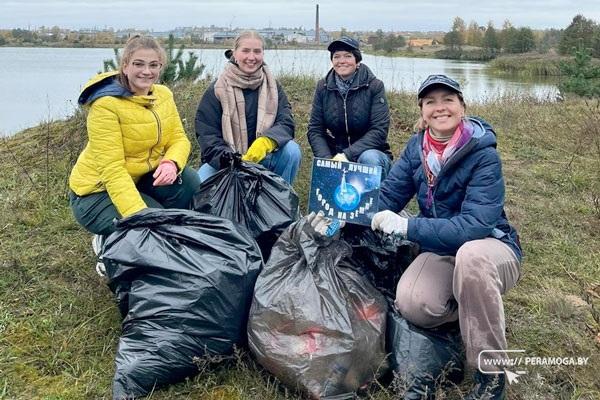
[439,14,600,61]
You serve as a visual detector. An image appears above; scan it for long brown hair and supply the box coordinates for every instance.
[118,35,167,91]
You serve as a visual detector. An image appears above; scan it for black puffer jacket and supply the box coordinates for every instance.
[307,64,391,161]
[195,80,295,170]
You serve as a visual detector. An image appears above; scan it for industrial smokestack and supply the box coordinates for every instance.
[315,4,320,44]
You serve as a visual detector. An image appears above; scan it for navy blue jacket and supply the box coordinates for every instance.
[380,117,522,261]
[307,64,391,161]
[195,80,295,170]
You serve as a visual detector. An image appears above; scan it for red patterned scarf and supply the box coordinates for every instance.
[422,120,474,208]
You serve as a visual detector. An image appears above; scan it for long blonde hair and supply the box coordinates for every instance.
[118,35,167,91]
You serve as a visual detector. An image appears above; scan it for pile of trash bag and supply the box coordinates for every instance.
[343,224,464,399]
[387,311,465,399]
[248,218,389,399]
[192,156,300,259]
[100,208,263,399]
[342,224,419,299]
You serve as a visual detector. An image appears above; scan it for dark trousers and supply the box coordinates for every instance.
[70,166,201,236]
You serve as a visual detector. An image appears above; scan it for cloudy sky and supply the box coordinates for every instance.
[2,0,599,31]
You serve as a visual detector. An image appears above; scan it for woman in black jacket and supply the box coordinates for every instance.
[195,31,301,184]
[307,37,392,177]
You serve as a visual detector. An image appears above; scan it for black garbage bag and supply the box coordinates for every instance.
[100,208,263,400]
[342,224,419,299]
[192,155,300,259]
[248,218,389,399]
[387,310,465,399]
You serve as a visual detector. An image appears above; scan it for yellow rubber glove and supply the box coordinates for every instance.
[241,137,277,163]
[332,153,349,162]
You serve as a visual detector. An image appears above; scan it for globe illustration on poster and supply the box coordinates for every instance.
[334,170,361,211]
[308,158,381,226]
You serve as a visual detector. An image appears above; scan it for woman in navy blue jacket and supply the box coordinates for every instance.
[371,74,522,399]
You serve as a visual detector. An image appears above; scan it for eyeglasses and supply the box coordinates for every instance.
[131,61,163,71]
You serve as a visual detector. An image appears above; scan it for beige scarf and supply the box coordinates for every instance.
[214,62,278,153]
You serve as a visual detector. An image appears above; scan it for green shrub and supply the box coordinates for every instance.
[559,43,600,97]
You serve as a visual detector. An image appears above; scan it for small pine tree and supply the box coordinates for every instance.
[559,41,600,97]
[102,48,121,72]
[161,34,185,85]
[176,51,205,82]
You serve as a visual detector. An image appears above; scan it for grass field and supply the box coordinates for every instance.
[0,76,599,399]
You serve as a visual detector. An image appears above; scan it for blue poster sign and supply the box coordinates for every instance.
[308,158,381,226]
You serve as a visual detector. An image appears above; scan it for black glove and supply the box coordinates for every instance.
[219,151,242,169]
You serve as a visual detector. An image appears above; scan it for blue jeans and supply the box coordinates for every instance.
[198,140,302,185]
[357,149,392,180]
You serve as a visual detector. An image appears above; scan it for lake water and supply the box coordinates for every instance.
[0,47,559,136]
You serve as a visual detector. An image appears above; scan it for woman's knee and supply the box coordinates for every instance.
[357,149,391,177]
[394,252,458,328]
[454,240,495,280]
[454,239,519,295]
[357,149,383,165]
[395,291,457,329]
[281,140,302,164]
[394,289,435,328]
[70,191,119,236]
[197,163,218,183]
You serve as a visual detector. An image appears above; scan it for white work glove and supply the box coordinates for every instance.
[306,211,346,238]
[332,153,349,162]
[371,210,408,238]
[153,160,178,186]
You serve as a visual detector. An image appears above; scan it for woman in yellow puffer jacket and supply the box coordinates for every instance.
[69,35,200,236]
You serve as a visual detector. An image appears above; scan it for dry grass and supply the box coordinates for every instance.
[0,76,599,399]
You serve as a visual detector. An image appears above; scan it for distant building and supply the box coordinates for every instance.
[115,29,147,38]
[71,25,333,46]
[306,29,330,44]
[148,31,172,39]
[408,38,434,47]
[212,31,238,44]
[285,31,308,44]
[257,28,278,41]
[170,28,187,39]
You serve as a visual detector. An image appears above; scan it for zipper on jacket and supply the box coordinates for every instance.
[343,95,349,136]
[148,107,162,172]
[431,187,438,218]
[341,85,365,140]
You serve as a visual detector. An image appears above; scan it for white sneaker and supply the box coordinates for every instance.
[92,234,103,255]
[95,261,107,277]
[92,235,107,277]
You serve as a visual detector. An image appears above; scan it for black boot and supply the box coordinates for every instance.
[464,371,506,400]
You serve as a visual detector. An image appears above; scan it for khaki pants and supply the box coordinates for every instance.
[395,238,521,369]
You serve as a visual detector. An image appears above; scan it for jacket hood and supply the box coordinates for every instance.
[324,63,376,90]
[78,71,133,106]
[417,116,496,151]
[467,116,497,151]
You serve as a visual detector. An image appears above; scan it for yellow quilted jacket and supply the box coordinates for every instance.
[69,72,191,217]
